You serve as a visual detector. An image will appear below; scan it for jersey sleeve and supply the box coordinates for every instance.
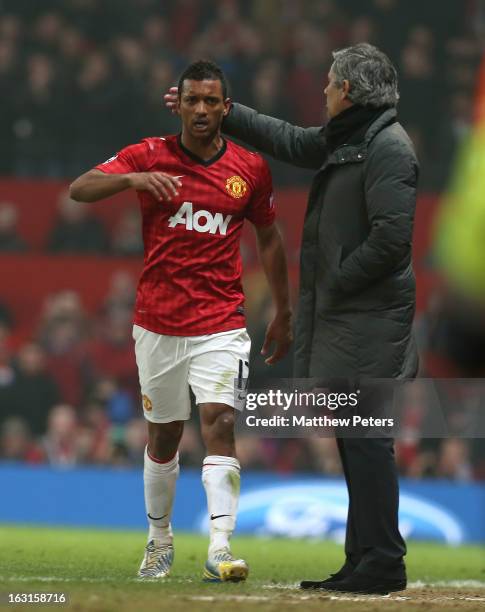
[94,141,151,174]
[245,156,276,227]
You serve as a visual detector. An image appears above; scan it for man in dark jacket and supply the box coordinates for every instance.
[165,43,418,594]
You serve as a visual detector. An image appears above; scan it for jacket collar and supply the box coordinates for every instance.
[363,107,397,145]
[321,107,397,169]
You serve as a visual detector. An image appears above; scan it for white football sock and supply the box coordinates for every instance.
[144,446,179,545]
[202,455,240,556]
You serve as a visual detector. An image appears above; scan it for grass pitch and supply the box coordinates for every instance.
[0,526,484,611]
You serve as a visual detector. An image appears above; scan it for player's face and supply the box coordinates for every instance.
[324,68,349,119]
[177,79,230,140]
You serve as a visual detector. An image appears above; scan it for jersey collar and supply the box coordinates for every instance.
[177,134,227,167]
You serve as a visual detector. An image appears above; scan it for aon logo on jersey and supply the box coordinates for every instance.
[168,201,232,235]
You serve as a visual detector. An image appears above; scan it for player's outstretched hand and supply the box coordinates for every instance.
[163,87,179,114]
[128,172,182,201]
[261,311,293,365]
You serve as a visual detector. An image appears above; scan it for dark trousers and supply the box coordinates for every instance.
[336,436,407,579]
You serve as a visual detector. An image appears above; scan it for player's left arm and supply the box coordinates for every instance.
[247,157,293,364]
[254,222,293,365]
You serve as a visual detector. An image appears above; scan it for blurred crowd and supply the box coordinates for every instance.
[0,195,143,256]
[0,0,482,187]
[1,0,485,479]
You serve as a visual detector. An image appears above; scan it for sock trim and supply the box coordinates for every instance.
[203,464,240,470]
[147,448,178,464]
[203,455,240,470]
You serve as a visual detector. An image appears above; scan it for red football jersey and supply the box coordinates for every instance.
[95,135,275,336]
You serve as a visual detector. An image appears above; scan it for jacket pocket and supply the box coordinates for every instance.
[318,245,345,311]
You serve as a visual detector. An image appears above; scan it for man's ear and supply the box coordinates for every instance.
[341,80,351,100]
[223,97,232,117]
[175,97,181,115]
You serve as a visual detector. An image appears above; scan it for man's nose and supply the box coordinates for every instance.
[195,101,207,114]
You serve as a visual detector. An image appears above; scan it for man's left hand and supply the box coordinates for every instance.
[261,311,293,365]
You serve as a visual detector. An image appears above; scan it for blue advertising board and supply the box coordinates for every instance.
[0,463,483,544]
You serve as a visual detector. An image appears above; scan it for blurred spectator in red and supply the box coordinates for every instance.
[43,320,87,407]
[110,209,143,257]
[0,202,28,252]
[47,190,109,254]
[85,309,138,398]
[42,403,90,466]
[170,0,202,52]
[286,23,329,125]
[395,383,426,475]
[102,270,137,315]
[0,417,44,463]
[38,290,88,407]
[39,290,87,336]
[82,399,111,464]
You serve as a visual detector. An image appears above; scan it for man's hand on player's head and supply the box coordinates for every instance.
[164,87,179,114]
[261,310,293,365]
[128,172,182,201]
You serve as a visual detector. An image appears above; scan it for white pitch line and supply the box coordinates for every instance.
[184,593,485,604]
[3,575,485,600]
[0,575,193,584]
[183,594,485,604]
[409,580,485,589]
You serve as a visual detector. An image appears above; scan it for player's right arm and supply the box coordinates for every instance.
[69,141,181,203]
[69,169,181,203]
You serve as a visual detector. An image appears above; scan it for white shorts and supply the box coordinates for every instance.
[133,325,250,423]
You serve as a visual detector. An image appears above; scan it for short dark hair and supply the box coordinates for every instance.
[332,43,399,108]
[178,60,228,99]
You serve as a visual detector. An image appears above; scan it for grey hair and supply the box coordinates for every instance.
[331,43,399,108]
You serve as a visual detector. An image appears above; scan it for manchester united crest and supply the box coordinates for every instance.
[226,175,247,199]
[142,394,153,412]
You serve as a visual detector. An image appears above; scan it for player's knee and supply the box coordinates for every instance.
[148,421,183,460]
[217,410,236,436]
[202,410,235,446]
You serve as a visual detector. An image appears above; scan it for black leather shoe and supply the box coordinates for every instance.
[315,572,407,595]
[300,564,355,590]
